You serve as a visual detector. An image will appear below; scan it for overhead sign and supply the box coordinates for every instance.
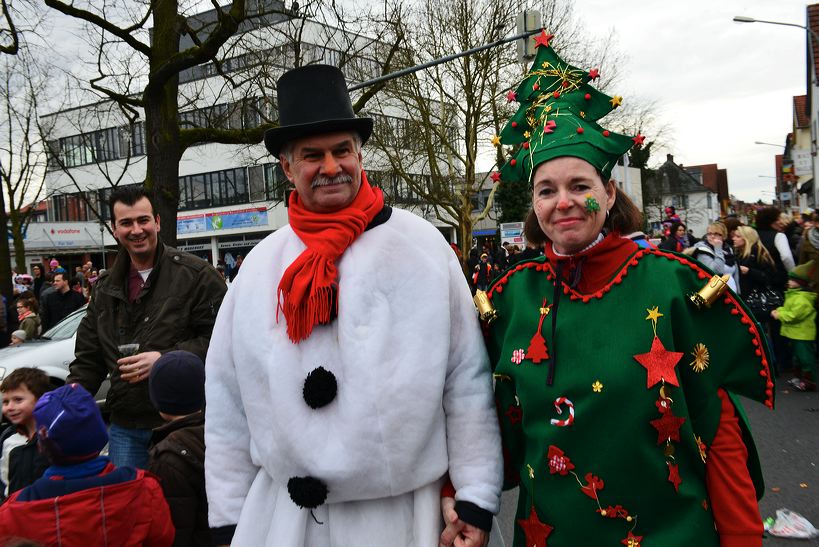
[21,222,116,251]
[177,207,269,235]
[500,221,525,246]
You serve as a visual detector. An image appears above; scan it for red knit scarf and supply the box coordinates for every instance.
[278,171,384,343]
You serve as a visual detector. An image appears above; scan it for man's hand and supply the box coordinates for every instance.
[118,351,162,384]
[439,497,489,547]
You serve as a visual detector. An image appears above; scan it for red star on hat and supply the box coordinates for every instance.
[633,336,682,388]
[490,171,501,183]
[667,462,682,492]
[517,507,553,547]
[650,410,686,444]
[534,30,554,48]
[632,133,645,147]
[506,90,517,103]
[588,68,600,80]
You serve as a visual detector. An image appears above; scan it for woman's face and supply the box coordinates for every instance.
[676,225,686,237]
[732,232,745,249]
[532,157,615,254]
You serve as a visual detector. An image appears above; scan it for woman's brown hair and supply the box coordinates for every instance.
[524,180,643,247]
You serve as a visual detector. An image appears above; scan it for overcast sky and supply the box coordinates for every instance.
[569,0,812,203]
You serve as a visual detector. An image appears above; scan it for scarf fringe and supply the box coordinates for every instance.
[280,285,333,343]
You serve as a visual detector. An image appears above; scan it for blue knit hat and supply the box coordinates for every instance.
[34,384,108,463]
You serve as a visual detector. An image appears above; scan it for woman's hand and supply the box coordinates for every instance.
[439,497,489,547]
[739,265,749,275]
[706,233,724,248]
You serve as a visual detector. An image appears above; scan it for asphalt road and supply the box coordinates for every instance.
[495,373,819,546]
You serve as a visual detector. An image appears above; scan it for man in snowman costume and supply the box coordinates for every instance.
[204,64,502,546]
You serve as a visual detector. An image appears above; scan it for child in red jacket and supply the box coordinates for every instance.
[0,383,175,546]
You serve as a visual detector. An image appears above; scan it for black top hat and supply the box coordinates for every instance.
[264,64,373,156]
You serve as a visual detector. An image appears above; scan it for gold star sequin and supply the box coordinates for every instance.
[645,306,663,323]
[490,134,501,147]
[544,105,552,113]
[579,111,586,118]
[610,95,623,107]
[523,131,531,139]
[592,380,603,393]
[690,343,709,373]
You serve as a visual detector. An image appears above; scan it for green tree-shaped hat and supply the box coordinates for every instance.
[492,31,643,184]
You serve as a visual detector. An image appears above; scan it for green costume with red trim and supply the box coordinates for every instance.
[485,234,773,546]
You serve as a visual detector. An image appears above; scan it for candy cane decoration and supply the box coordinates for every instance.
[550,397,575,427]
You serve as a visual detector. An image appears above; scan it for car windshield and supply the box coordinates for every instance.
[41,306,87,341]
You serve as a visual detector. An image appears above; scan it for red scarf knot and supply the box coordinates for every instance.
[278,170,384,343]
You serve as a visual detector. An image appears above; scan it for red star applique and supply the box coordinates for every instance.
[506,405,523,425]
[490,171,501,183]
[667,462,682,492]
[588,68,600,80]
[506,90,517,103]
[621,531,643,547]
[633,336,683,388]
[533,30,554,48]
[517,506,553,547]
[632,133,645,147]
[544,120,557,134]
[580,473,604,499]
[650,411,686,444]
[547,445,575,476]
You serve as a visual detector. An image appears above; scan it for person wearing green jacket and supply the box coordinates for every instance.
[772,261,817,391]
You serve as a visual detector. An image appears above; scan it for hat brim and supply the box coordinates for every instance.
[264,118,373,157]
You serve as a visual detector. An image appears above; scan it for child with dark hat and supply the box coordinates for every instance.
[147,350,212,547]
[0,384,175,546]
[772,261,818,391]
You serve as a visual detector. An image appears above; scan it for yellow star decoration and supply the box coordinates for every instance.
[646,306,663,335]
[542,61,549,68]
[610,95,623,107]
[579,111,586,118]
[523,130,531,139]
[690,343,710,373]
[490,134,501,147]
[544,105,552,112]
[592,380,603,393]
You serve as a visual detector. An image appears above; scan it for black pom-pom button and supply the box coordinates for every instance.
[303,366,337,409]
[287,476,328,509]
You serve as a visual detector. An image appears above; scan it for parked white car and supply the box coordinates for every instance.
[0,305,107,407]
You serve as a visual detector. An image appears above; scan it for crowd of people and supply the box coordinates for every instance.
[0,42,813,547]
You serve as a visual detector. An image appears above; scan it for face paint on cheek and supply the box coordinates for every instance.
[584,194,601,214]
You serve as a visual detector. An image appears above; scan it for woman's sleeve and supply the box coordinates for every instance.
[705,389,763,547]
[775,233,796,271]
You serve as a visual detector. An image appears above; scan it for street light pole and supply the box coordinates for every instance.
[733,16,819,45]
[754,141,785,148]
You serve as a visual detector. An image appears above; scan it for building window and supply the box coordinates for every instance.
[179,167,250,211]
[671,195,689,209]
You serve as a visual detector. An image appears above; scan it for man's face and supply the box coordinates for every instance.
[112,197,161,263]
[280,132,363,213]
[53,273,69,293]
[32,266,41,277]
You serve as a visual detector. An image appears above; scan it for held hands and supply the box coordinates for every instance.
[771,309,780,320]
[439,497,489,547]
[706,233,724,247]
[118,351,162,384]
[739,265,749,275]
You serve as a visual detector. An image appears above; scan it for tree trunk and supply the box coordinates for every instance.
[144,0,182,248]
[8,210,26,273]
[0,201,14,312]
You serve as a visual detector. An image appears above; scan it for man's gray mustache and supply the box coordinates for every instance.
[312,173,353,188]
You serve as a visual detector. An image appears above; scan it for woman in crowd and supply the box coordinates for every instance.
[443,35,773,547]
[15,295,40,340]
[658,221,688,252]
[690,221,740,293]
[733,226,777,322]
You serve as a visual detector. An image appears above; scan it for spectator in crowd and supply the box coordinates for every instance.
[797,211,819,290]
[31,265,44,299]
[15,295,39,341]
[0,368,50,499]
[48,258,65,275]
[148,351,212,547]
[756,206,795,374]
[658,221,688,252]
[690,221,740,293]
[68,186,227,469]
[39,272,86,332]
[205,64,500,547]
[732,226,776,316]
[772,262,817,392]
[473,252,493,291]
[9,330,26,346]
[228,254,243,282]
[0,384,175,545]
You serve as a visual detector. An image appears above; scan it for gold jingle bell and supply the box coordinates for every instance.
[474,290,498,324]
[689,274,730,309]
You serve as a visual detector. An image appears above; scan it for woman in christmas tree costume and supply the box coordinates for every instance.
[457,31,773,547]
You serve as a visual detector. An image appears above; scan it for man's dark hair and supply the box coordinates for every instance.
[108,185,157,223]
[755,206,781,231]
[52,272,67,283]
[0,367,51,398]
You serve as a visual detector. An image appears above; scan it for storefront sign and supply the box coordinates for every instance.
[177,207,269,234]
